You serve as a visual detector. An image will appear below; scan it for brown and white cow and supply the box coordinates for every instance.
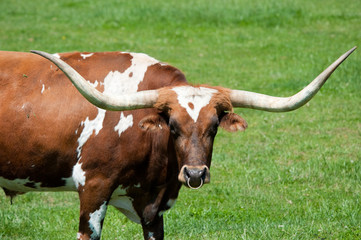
[0,47,356,240]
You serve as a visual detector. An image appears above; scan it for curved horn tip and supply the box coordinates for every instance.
[346,46,357,55]
[229,46,357,112]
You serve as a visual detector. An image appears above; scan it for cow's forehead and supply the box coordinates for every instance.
[170,86,219,122]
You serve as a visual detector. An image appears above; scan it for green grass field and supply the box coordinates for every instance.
[0,0,360,239]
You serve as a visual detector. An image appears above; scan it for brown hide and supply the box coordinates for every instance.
[0,51,185,184]
[0,51,191,240]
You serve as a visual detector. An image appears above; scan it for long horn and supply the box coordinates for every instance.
[230,47,356,112]
[31,50,159,111]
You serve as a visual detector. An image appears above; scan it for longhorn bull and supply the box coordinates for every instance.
[0,47,356,239]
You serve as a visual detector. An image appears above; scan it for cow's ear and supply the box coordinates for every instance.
[219,112,248,132]
[139,114,167,131]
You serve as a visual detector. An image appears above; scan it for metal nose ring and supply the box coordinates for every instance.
[187,177,204,189]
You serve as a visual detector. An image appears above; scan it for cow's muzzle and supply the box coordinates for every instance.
[178,165,210,189]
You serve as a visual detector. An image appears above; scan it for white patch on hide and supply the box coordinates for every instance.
[172,86,218,122]
[72,161,86,188]
[80,53,94,59]
[109,196,140,224]
[114,113,133,136]
[76,52,159,159]
[0,176,76,192]
[112,185,128,196]
[0,177,35,192]
[148,232,155,240]
[87,80,98,88]
[76,232,82,240]
[89,201,107,239]
[76,109,106,158]
[41,84,45,94]
[109,185,140,224]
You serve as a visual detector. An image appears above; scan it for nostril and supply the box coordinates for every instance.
[201,167,207,179]
[183,167,190,179]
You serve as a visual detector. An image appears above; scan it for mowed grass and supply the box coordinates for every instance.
[0,0,360,239]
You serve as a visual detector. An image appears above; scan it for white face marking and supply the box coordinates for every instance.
[172,86,218,122]
[77,53,158,159]
[80,53,94,59]
[41,84,45,94]
[89,201,107,239]
[114,113,133,136]
[72,161,86,188]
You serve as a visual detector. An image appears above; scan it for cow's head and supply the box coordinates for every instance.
[139,85,247,188]
[31,47,356,189]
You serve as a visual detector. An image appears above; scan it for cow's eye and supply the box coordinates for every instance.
[209,124,218,136]
[169,120,180,138]
[170,124,176,134]
[208,118,219,136]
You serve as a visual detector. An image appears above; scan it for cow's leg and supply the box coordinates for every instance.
[141,215,164,240]
[76,181,113,240]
